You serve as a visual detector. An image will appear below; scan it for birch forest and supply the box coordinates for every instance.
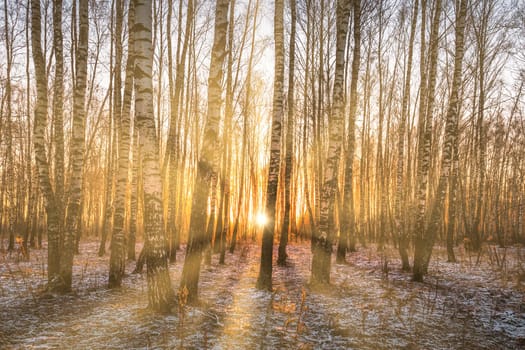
[1,0,525,348]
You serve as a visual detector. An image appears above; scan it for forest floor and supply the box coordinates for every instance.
[1,239,524,349]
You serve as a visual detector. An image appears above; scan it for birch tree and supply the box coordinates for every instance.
[134,0,174,311]
[311,0,351,285]
[109,0,133,288]
[52,0,64,236]
[395,0,418,271]
[180,0,230,303]
[337,0,361,263]
[31,0,61,290]
[277,0,296,267]
[3,0,15,254]
[413,0,443,281]
[256,0,284,290]
[61,0,89,292]
[417,0,468,276]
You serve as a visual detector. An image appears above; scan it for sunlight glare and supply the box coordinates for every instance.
[255,212,268,227]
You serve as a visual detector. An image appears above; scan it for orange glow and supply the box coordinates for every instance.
[255,212,268,226]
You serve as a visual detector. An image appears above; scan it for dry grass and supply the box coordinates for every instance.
[0,240,524,349]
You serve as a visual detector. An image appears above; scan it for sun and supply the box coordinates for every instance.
[255,212,268,226]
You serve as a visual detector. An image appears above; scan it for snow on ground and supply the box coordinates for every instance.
[1,240,524,349]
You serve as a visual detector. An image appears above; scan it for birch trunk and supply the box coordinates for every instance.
[180,0,230,303]
[277,0,296,267]
[420,0,468,273]
[134,0,174,311]
[256,0,284,290]
[61,0,89,292]
[109,0,133,288]
[52,0,65,239]
[311,0,351,285]
[413,0,443,281]
[337,0,361,263]
[395,0,418,271]
[31,0,61,288]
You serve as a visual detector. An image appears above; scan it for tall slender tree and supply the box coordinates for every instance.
[311,0,352,285]
[99,0,116,257]
[180,0,230,303]
[31,0,62,289]
[165,0,194,262]
[256,0,284,290]
[395,0,419,271]
[230,0,259,254]
[216,0,236,264]
[337,0,361,263]
[418,0,468,276]
[134,0,174,311]
[124,1,137,262]
[277,0,296,267]
[3,0,15,254]
[52,0,65,238]
[109,0,133,288]
[413,0,443,282]
[61,0,89,292]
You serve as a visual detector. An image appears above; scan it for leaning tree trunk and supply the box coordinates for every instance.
[310,0,351,285]
[134,0,174,312]
[61,0,89,292]
[256,0,284,290]
[180,0,230,303]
